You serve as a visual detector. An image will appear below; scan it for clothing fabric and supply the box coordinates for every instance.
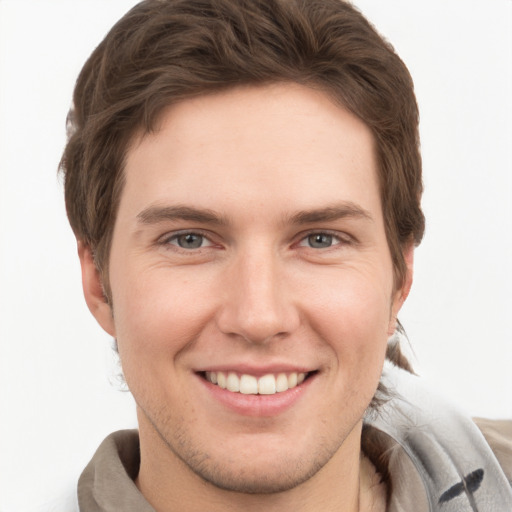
[364,363,512,511]
[77,365,512,511]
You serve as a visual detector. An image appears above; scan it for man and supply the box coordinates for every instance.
[60,0,512,510]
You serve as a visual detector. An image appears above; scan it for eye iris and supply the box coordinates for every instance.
[308,233,332,248]
[177,234,203,249]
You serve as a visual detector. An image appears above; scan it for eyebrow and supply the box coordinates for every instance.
[287,202,374,225]
[136,205,228,225]
[136,202,373,227]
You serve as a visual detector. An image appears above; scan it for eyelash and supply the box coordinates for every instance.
[158,229,353,252]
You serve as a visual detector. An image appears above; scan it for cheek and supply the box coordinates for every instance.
[305,265,393,338]
[110,266,216,371]
[303,269,392,381]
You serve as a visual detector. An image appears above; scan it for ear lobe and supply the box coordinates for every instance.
[399,243,414,305]
[388,244,414,335]
[77,241,116,336]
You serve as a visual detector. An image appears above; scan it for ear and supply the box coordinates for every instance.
[388,243,414,336]
[77,241,116,337]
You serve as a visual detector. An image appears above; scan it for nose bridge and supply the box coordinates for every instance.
[217,243,298,343]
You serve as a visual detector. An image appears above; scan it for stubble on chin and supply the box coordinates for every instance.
[141,407,350,496]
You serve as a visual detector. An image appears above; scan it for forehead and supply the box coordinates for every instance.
[121,83,380,222]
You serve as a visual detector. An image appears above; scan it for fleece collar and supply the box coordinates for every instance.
[364,363,512,511]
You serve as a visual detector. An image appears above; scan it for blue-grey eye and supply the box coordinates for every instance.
[307,233,334,248]
[174,233,204,249]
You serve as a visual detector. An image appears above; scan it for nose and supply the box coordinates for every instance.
[216,248,300,344]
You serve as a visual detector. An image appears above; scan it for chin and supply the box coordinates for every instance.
[188,455,326,495]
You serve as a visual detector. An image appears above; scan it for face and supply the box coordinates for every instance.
[81,83,411,495]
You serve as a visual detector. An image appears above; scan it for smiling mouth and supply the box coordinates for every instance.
[202,371,314,395]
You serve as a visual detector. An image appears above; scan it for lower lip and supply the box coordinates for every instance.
[197,373,316,417]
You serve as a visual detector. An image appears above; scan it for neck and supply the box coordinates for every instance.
[135,410,368,512]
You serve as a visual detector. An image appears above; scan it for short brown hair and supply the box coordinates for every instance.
[60,0,424,297]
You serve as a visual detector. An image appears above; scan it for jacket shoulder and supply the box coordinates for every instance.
[474,417,512,484]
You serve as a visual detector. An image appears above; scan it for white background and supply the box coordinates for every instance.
[0,0,511,510]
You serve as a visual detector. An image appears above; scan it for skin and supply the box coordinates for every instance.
[80,83,412,512]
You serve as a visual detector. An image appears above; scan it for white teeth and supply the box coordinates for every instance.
[217,372,227,389]
[205,371,309,395]
[276,373,289,392]
[258,374,276,395]
[240,374,258,394]
[226,372,240,392]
